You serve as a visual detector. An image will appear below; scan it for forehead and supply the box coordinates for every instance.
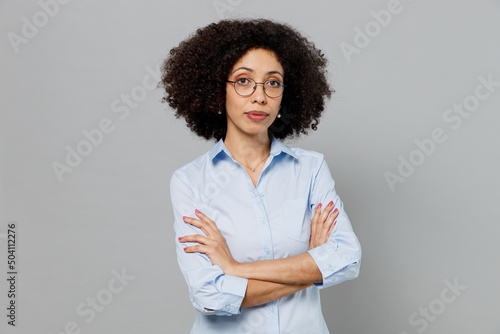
[230,48,284,75]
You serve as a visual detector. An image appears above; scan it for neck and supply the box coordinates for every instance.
[223,129,271,166]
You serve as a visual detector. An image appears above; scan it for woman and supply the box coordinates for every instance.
[162,18,362,334]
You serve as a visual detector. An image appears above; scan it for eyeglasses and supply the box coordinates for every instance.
[226,78,285,98]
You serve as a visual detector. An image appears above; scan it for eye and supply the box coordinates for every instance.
[235,78,252,86]
[266,80,282,87]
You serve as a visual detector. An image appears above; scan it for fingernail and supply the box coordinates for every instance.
[178,237,182,241]
[318,203,322,208]
[333,208,338,213]
[183,216,188,221]
[183,247,187,251]
[195,209,201,214]
[328,201,333,207]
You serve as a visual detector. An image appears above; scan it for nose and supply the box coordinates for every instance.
[252,83,267,104]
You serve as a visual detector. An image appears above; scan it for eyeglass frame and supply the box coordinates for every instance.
[226,78,285,98]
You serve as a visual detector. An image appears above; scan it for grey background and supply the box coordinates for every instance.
[1,1,499,333]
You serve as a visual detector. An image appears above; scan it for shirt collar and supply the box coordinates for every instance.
[208,133,298,161]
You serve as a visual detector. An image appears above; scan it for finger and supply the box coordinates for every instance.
[183,244,207,254]
[325,209,339,234]
[329,208,339,222]
[327,221,337,239]
[310,203,322,237]
[195,209,219,234]
[319,201,334,224]
[183,216,210,236]
[179,234,211,245]
[329,221,337,234]
[323,211,336,233]
[322,205,339,227]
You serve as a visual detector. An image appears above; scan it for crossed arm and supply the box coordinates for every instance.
[240,279,312,308]
[178,202,339,308]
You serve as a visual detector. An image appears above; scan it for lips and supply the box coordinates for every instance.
[245,111,268,121]
[245,111,269,116]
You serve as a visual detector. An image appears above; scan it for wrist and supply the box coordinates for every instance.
[225,260,242,277]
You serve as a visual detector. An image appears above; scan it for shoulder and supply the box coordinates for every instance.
[292,146,324,160]
[278,140,335,182]
[170,151,210,185]
[281,141,326,167]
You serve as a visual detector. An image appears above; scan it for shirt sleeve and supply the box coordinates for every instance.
[306,156,362,289]
[170,170,248,316]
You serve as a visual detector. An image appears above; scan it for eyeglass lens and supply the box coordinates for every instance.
[233,78,284,98]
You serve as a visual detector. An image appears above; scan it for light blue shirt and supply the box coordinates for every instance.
[170,133,362,334]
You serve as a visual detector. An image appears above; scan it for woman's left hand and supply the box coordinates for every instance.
[179,210,239,275]
[309,201,338,250]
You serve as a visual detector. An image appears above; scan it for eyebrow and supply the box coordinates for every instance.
[231,67,284,79]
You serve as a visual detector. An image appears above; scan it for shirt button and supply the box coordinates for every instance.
[328,265,335,272]
[259,193,264,197]
[224,305,230,311]
[261,218,266,224]
[264,248,270,255]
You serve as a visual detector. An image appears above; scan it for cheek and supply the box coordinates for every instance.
[225,92,243,112]
[273,98,283,111]
[224,92,232,110]
[225,95,234,111]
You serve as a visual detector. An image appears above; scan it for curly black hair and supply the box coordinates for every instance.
[159,18,333,142]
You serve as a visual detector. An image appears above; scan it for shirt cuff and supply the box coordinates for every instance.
[215,273,248,315]
[307,241,361,289]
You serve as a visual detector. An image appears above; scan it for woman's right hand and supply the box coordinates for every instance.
[309,201,339,250]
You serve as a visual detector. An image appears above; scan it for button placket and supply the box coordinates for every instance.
[255,183,274,262]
